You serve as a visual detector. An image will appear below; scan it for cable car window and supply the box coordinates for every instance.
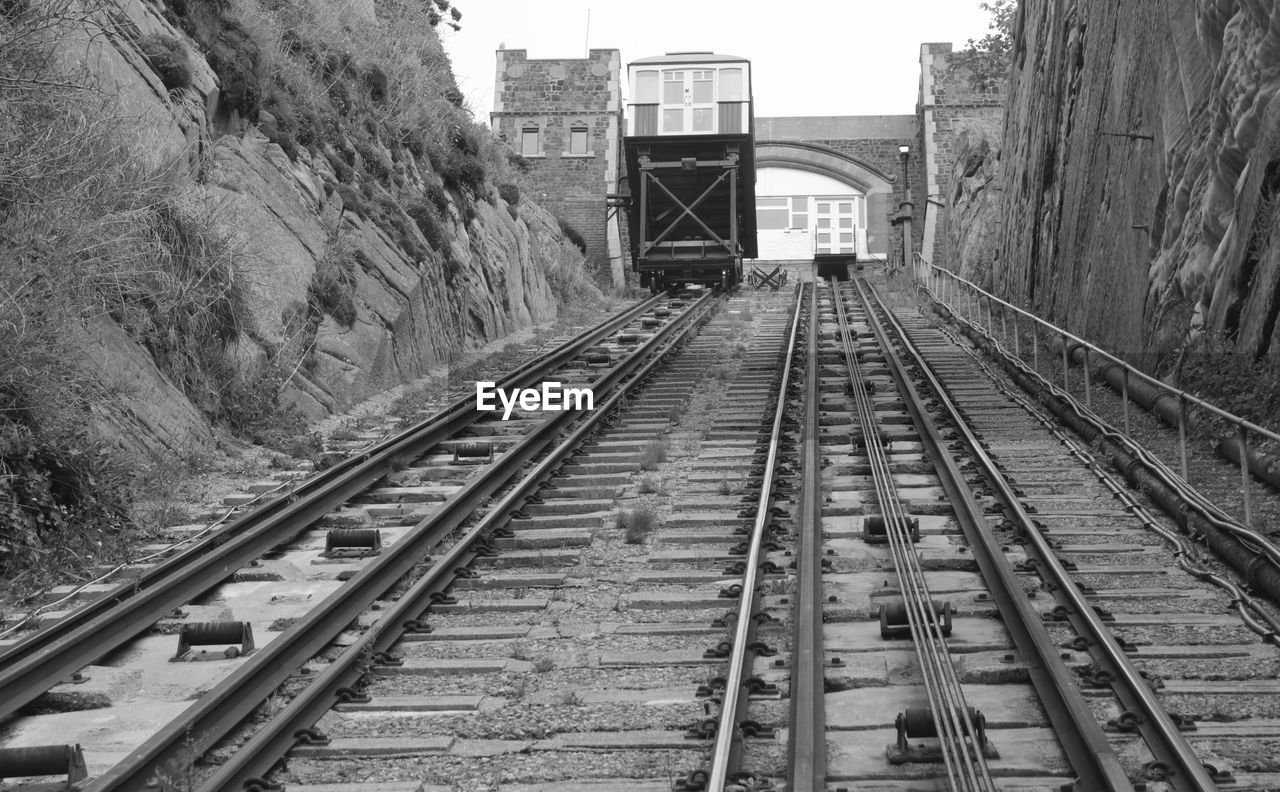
[662,108,684,132]
[520,126,539,155]
[663,71,684,104]
[838,217,853,228]
[569,126,588,154]
[692,107,713,131]
[692,70,713,103]
[817,202,830,213]
[720,68,742,101]
[634,70,659,103]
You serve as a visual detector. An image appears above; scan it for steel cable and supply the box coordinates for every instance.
[830,281,996,791]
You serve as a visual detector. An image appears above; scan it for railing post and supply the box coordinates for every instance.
[1177,395,1189,482]
[1121,365,1130,435]
[1032,324,1039,371]
[1013,312,1020,357]
[1000,305,1008,351]
[1239,423,1253,527]
[1061,331,1070,392]
[1082,347,1091,410]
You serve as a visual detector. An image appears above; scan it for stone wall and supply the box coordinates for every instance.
[492,49,622,274]
[991,0,1280,366]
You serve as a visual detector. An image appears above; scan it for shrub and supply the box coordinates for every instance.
[334,183,365,217]
[497,182,520,206]
[168,2,263,119]
[529,226,604,310]
[137,33,192,91]
[424,181,449,214]
[323,148,354,183]
[440,148,486,194]
[309,241,358,329]
[557,216,588,254]
[405,198,445,251]
[361,62,388,102]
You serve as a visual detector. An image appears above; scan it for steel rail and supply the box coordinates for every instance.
[706,284,806,791]
[855,281,1146,788]
[833,281,994,791]
[193,294,719,791]
[935,321,1280,644]
[885,299,1223,792]
[85,292,719,792]
[0,293,667,723]
[786,282,826,791]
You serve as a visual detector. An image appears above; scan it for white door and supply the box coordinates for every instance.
[660,69,716,134]
[815,199,858,255]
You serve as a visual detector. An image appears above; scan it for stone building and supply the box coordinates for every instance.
[493,43,1000,275]
[490,48,624,286]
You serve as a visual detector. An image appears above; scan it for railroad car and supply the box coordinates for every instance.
[620,52,758,291]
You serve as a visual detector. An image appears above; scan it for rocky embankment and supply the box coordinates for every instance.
[51,0,569,460]
[963,0,1280,369]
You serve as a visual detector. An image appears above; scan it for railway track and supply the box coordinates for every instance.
[724,278,1280,792]
[0,291,719,789]
[6,273,1280,792]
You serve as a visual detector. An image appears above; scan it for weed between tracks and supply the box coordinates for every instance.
[618,504,660,544]
[638,439,668,471]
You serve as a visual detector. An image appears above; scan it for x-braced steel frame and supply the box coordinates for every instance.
[636,143,740,262]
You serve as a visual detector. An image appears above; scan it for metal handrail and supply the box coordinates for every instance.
[913,253,1278,527]
[912,254,1280,444]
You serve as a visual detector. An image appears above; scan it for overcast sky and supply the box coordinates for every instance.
[440,0,996,121]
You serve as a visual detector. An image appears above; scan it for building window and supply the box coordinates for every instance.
[756,197,788,230]
[569,125,589,155]
[520,124,540,156]
[790,197,808,230]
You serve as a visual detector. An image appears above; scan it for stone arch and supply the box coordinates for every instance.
[754,141,896,193]
[754,140,897,257]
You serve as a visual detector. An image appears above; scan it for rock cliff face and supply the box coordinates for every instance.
[944,131,1003,286]
[987,0,1280,366]
[65,0,562,456]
